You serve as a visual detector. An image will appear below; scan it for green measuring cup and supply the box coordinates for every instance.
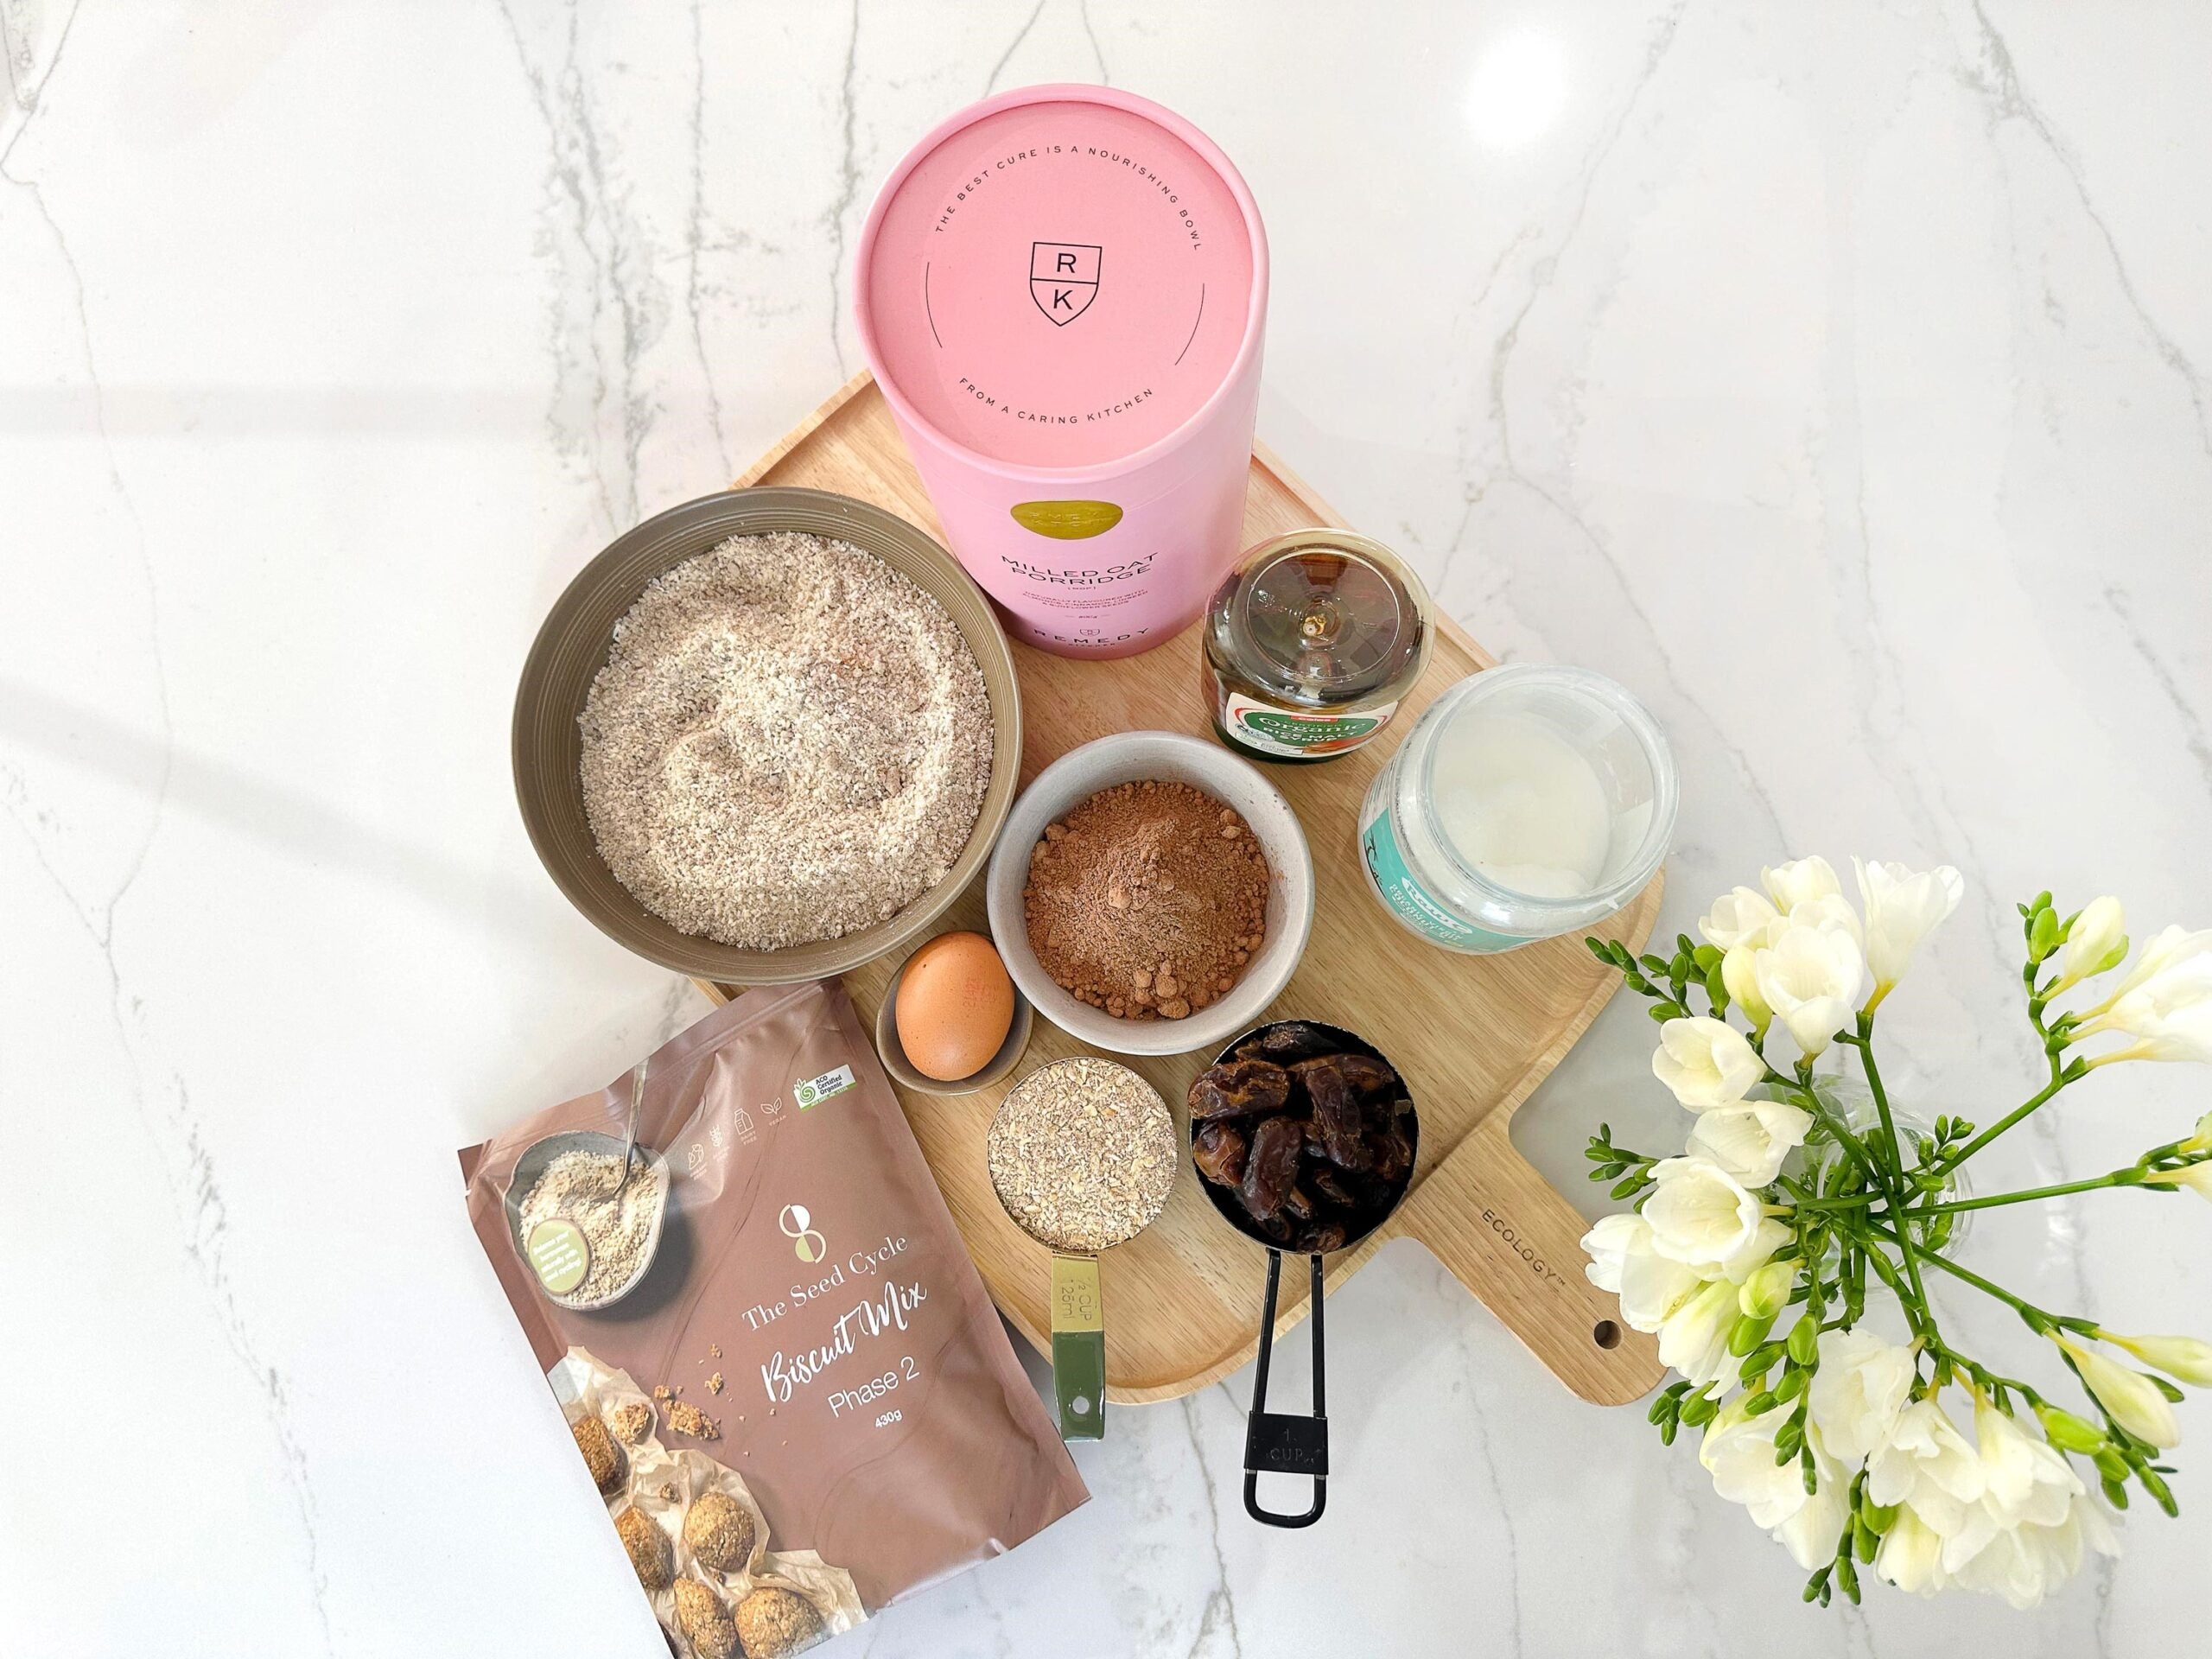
[987,1057,1174,1441]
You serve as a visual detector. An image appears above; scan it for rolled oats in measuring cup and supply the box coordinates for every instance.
[987,1056,1177,1440]
[1357,664,1677,952]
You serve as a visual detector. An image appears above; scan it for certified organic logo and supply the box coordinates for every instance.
[779,1204,827,1263]
[1030,241,1101,325]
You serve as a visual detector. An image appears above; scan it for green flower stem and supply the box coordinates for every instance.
[1908,1167,2145,1217]
[1856,1217,2069,1333]
[1936,1070,2072,1170]
[1789,1191,1882,1212]
[1834,1217,2050,1405]
[1840,1021,1937,1338]
[1829,1180,1938,1345]
[1769,1067,1885,1190]
[1850,1232,1920,1318]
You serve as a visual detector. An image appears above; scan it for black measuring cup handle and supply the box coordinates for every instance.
[1242,1249,1328,1528]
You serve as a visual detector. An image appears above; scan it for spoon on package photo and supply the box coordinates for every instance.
[986,1055,1178,1442]
[504,1056,672,1314]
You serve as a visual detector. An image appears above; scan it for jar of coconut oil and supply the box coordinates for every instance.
[1357,664,1676,952]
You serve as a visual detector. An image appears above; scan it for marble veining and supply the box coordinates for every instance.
[3,2,2207,1654]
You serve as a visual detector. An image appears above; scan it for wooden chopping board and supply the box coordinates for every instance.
[700,373,1665,1407]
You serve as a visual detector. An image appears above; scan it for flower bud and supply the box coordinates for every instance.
[1739,1261,1795,1321]
[1786,1315,1820,1366]
[2061,1338,2183,1448]
[2034,1402,2107,1453]
[2100,1329,2212,1387]
[2140,1465,2177,1516]
[1729,1311,1777,1358]
[2050,895,2127,995]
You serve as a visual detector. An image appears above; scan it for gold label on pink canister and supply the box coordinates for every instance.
[1009,499,1125,539]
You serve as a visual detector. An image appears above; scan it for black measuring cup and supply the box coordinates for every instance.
[1187,1019,1420,1529]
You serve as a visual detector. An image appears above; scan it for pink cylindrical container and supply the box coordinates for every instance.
[855,85,1269,658]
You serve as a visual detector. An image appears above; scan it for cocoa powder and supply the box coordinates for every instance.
[1022,781,1270,1020]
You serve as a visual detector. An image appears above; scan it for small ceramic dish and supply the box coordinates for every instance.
[984,731,1315,1057]
[873,949,1035,1096]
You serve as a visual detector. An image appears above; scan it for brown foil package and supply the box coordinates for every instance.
[461,981,1087,1650]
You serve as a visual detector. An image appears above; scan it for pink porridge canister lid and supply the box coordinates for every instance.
[855,84,1268,482]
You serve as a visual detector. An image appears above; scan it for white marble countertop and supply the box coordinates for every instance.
[6,2,2209,1654]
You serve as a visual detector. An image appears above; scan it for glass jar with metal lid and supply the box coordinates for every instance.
[1201,529,1433,763]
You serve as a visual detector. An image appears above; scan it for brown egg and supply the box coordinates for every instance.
[894,931,1014,1081]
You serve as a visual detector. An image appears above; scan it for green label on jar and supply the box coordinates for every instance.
[1358,808,1526,952]
[1226,693,1391,757]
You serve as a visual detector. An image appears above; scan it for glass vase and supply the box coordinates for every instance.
[1783,1071,1973,1256]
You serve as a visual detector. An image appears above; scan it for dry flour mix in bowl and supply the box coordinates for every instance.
[578,531,994,950]
[461,982,1088,1651]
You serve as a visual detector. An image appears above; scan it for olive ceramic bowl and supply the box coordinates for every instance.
[512,486,1022,983]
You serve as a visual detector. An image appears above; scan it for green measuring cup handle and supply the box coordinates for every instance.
[1050,1253,1107,1440]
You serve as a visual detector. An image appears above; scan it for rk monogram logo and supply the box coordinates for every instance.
[1029,241,1102,325]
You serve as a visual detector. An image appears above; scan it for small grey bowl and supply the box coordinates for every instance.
[874,945,1035,1096]
[985,731,1315,1058]
[503,1130,671,1312]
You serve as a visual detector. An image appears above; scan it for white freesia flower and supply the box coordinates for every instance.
[1866,1398,1985,1539]
[1716,1217,1792,1285]
[1808,1328,1914,1462]
[1579,1212,1704,1335]
[2069,924,2212,1065]
[1949,1491,2119,1611]
[1874,1503,1951,1597]
[2183,1110,2212,1156]
[1686,1101,1815,1187]
[1721,944,1771,1033]
[1652,1017,1764,1110]
[1853,858,1964,993]
[2084,924,2212,1012]
[1699,886,1781,950]
[1579,1212,1643,1293]
[2048,895,2128,998]
[1701,1403,1851,1569]
[1754,923,1866,1059]
[1763,855,1842,913]
[1701,1398,1806,1528]
[1973,1395,2080,1535]
[1790,892,1865,948]
[2099,1330,2212,1388]
[2060,1338,2181,1448]
[1643,1158,1764,1269]
[1771,1449,1853,1573]
[1658,1278,1740,1386]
